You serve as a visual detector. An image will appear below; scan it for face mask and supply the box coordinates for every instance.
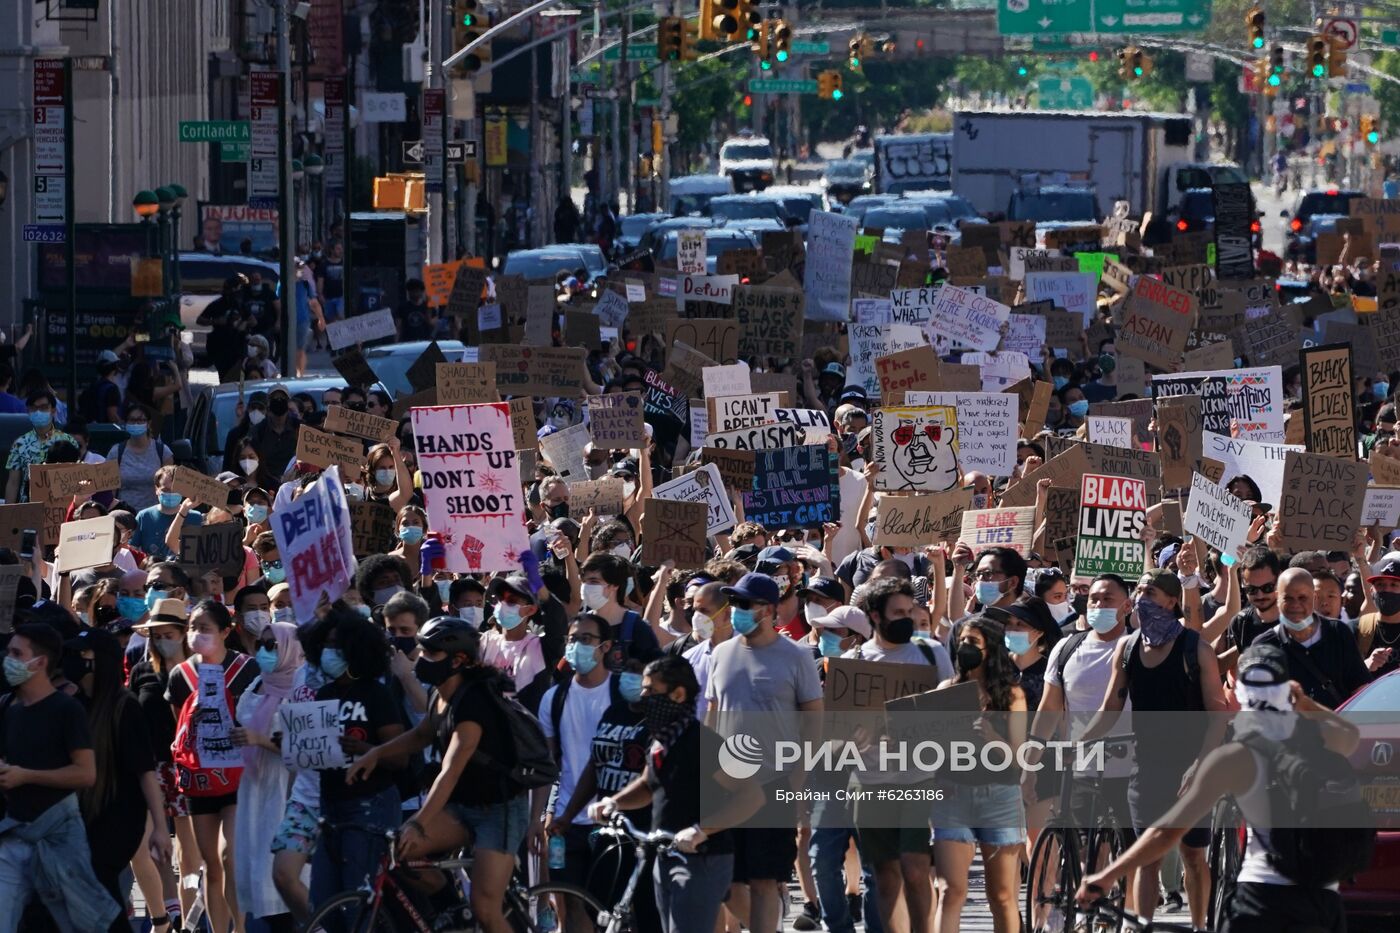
[256,646,278,674]
[159,492,183,510]
[1281,613,1315,632]
[803,602,827,627]
[496,603,526,631]
[414,655,456,687]
[691,611,715,641]
[274,606,296,625]
[1004,631,1033,655]
[609,543,632,559]
[391,635,418,655]
[731,607,760,636]
[3,656,37,687]
[267,397,290,417]
[1097,353,1117,375]
[372,585,404,606]
[581,583,610,611]
[880,616,914,644]
[459,605,483,628]
[548,415,571,430]
[320,647,349,679]
[1052,376,1069,391]
[1234,682,1297,741]
[971,493,989,510]
[435,580,452,603]
[28,411,51,429]
[620,672,645,703]
[548,503,570,520]
[145,589,168,611]
[126,423,148,438]
[398,526,424,545]
[239,458,259,476]
[1048,600,1074,623]
[565,641,599,675]
[61,655,92,683]
[153,638,182,659]
[242,610,271,637]
[248,410,266,426]
[1135,596,1182,647]
[1375,590,1400,617]
[638,692,691,734]
[117,595,147,620]
[374,468,396,487]
[976,580,1004,607]
[1068,400,1090,419]
[622,480,637,499]
[1087,607,1121,634]
[769,574,792,598]
[262,562,287,585]
[1377,382,1390,400]
[955,642,984,672]
[247,345,259,359]
[187,631,218,655]
[246,504,269,524]
[819,631,845,657]
[1073,593,1089,616]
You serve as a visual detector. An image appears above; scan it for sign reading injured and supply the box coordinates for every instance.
[1074,473,1147,578]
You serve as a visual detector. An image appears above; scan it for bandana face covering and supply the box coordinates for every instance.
[1135,596,1182,647]
[1234,682,1297,742]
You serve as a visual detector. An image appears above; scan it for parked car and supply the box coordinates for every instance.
[822,159,873,204]
[1165,188,1262,248]
[186,377,359,475]
[503,247,602,289]
[707,195,787,226]
[1283,188,1365,261]
[365,340,469,400]
[668,174,734,215]
[616,212,670,252]
[1338,669,1400,927]
[178,253,281,364]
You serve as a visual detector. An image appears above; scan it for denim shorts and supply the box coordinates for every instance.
[932,782,1025,847]
[272,798,321,856]
[446,795,530,854]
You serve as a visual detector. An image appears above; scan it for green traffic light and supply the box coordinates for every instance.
[761,59,772,70]
[1133,66,1143,76]
[1369,131,1381,144]
[462,13,475,24]
[1268,73,1280,86]
[1252,37,1264,49]
[776,50,788,62]
[849,56,860,68]
[1017,66,1027,76]
[832,89,843,100]
[1313,63,1325,76]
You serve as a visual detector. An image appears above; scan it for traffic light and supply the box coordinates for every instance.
[712,0,739,39]
[735,0,760,41]
[681,21,697,60]
[1307,34,1328,78]
[1268,44,1285,86]
[1362,115,1380,145]
[698,0,717,41]
[1246,5,1266,50]
[818,70,835,99]
[848,33,864,70]
[831,71,844,100]
[658,16,684,61]
[1118,46,1150,80]
[1329,35,1347,77]
[772,20,791,63]
[451,0,490,76]
[1253,58,1277,96]
[754,20,771,69]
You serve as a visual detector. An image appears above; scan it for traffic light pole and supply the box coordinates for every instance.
[277,0,296,377]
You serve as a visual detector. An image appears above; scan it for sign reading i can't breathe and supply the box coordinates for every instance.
[1073,473,1147,579]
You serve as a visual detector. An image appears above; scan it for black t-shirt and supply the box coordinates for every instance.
[317,677,401,802]
[165,652,259,711]
[1370,622,1400,678]
[245,284,279,335]
[396,301,434,341]
[436,674,522,807]
[0,690,94,821]
[82,693,156,833]
[1227,607,1276,652]
[129,660,177,763]
[646,721,731,855]
[591,701,650,826]
[602,610,663,673]
[1255,620,1372,708]
[320,261,346,300]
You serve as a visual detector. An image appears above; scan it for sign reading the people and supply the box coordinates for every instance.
[1074,473,1147,578]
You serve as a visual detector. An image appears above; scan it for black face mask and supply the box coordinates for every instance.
[548,503,570,520]
[347,402,366,412]
[413,655,458,687]
[1072,594,1089,616]
[637,693,691,734]
[62,655,92,684]
[391,636,418,655]
[956,642,984,672]
[1376,591,1400,617]
[267,397,290,416]
[879,616,914,645]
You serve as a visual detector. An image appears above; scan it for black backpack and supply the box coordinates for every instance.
[1239,722,1375,887]
[1119,628,1204,711]
[461,677,560,791]
[550,672,625,753]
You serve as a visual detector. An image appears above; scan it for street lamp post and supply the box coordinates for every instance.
[155,186,176,295]
[293,159,305,247]
[304,153,324,242]
[169,183,188,292]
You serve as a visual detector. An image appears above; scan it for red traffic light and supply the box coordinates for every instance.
[1088,51,1099,62]
[743,94,753,106]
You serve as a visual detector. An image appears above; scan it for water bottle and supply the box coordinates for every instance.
[548,833,566,870]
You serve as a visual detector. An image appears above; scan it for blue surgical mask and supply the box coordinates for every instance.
[1376,382,1390,400]
[976,581,1004,607]
[398,526,424,545]
[256,646,278,674]
[1052,376,1069,391]
[731,607,759,636]
[1068,400,1090,419]
[374,468,396,487]
[819,631,845,658]
[159,492,182,510]
[496,603,525,630]
[1004,631,1033,655]
[145,589,168,611]
[1087,607,1121,634]
[459,605,483,628]
[320,647,349,679]
[3,656,36,686]
[620,672,644,703]
[28,410,51,430]
[117,596,148,620]
[246,504,269,524]
[435,579,452,603]
[125,422,148,438]
[565,641,598,674]
[262,561,286,585]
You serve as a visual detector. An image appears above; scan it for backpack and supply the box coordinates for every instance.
[170,656,251,797]
[115,438,170,466]
[1053,630,1093,685]
[1119,628,1204,711]
[602,610,643,673]
[467,677,560,791]
[1239,723,1376,886]
[550,672,625,749]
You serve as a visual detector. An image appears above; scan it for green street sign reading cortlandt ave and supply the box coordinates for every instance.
[602,44,658,61]
[179,121,251,143]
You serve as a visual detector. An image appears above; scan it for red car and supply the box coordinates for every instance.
[1339,669,1400,928]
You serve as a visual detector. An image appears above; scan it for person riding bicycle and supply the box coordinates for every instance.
[1272,151,1288,192]
[1076,643,1362,933]
[347,617,538,933]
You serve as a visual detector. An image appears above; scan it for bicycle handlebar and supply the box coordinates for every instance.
[596,812,680,852]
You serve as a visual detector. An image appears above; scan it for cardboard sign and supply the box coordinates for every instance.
[848,323,926,397]
[1182,339,1236,373]
[271,468,355,620]
[641,499,709,569]
[716,248,766,279]
[653,463,736,535]
[642,369,689,430]
[1152,366,1286,444]
[587,393,647,449]
[28,460,121,502]
[279,700,349,771]
[1002,313,1047,357]
[1300,344,1356,457]
[410,403,529,573]
[872,406,961,492]
[1088,416,1135,449]
[667,319,739,367]
[742,445,840,530]
[1088,398,1153,447]
[1156,394,1204,490]
[701,447,756,491]
[0,565,22,633]
[927,284,1011,352]
[1118,276,1197,370]
[804,210,859,322]
[1372,449,1400,486]
[593,289,631,328]
[824,657,943,712]
[296,425,364,475]
[177,522,246,577]
[734,285,804,358]
[348,499,396,558]
[1074,473,1147,579]
[1276,451,1365,554]
[481,346,588,398]
[507,397,537,451]
[959,506,1036,557]
[1021,380,1053,438]
[446,262,487,319]
[677,230,707,274]
[1185,472,1253,562]
[1211,183,1255,280]
[332,347,379,388]
[323,405,398,443]
[946,245,988,280]
[961,350,1031,392]
[523,286,556,346]
[875,346,942,403]
[903,391,1018,477]
[421,260,461,308]
[677,274,739,314]
[55,515,115,573]
[170,466,234,510]
[1362,486,1400,527]
[873,489,971,547]
[705,421,808,451]
[1001,445,1092,508]
[1025,272,1097,323]
[568,478,626,518]
[0,503,46,551]
[1043,487,1081,552]
[326,309,397,350]
[702,363,752,400]
[850,259,901,299]
[563,309,602,349]
[1009,247,1061,280]
[538,423,591,481]
[437,362,501,405]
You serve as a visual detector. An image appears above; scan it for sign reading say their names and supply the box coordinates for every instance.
[326,308,396,350]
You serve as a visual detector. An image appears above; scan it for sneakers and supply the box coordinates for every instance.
[792,901,821,931]
[847,893,863,923]
[1164,891,1185,912]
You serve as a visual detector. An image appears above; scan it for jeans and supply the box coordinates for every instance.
[309,786,401,911]
[653,851,734,933]
[810,826,883,933]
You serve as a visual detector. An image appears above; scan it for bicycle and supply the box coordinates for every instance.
[1024,737,1134,933]
[1205,797,1245,932]
[1084,896,1212,933]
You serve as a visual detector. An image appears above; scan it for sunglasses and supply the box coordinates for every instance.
[1243,581,1277,596]
[255,638,278,652]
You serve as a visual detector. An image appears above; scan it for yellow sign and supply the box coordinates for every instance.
[484,116,508,167]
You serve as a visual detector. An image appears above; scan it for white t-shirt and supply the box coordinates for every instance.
[481,630,546,696]
[845,639,954,683]
[1044,632,1133,776]
[539,677,614,824]
[829,467,869,565]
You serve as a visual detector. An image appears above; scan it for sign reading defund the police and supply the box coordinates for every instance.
[410,402,529,573]
[1073,473,1147,578]
[271,467,354,623]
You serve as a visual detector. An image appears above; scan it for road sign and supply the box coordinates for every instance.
[1038,75,1095,109]
[1345,82,1370,95]
[602,43,658,61]
[747,78,818,94]
[22,225,64,244]
[403,140,425,163]
[1385,28,1400,45]
[999,0,1209,35]
[583,85,619,99]
[179,120,250,143]
[999,0,1092,36]
[446,141,477,162]
[248,72,280,207]
[220,141,250,161]
[33,59,66,226]
[791,40,830,54]
[1325,18,1357,49]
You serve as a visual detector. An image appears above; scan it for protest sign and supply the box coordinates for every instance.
[29,461,121,504]
[55,515,115,573]
[873,489,970,547]
[743,445,841,530]
[1118,276,1197,370]
[903,391,1018,477]
[850,260,900,298]
[1203,433,1302,506]
[716,247,765,278]
[702,363,752,399]
[421,260,461,308]
[403,342,449,394]
[1088,398,1153,447]
[323,405,398,443]
[331,347,378,387]
[642,369,689,430]
[1078,440,1162,507]
[1021,380,1053,438]
[1373,449,1400,486]
[705,421,807,451]
[326,308,396,350]
[872,406,960,492]
[169,466,234,510]
[1300,344,1356,457]
[848,323,925,397]
[1002,314,1047,357]
[1235,305,1301,370]
[1362,486,1400,527]
[1211,183,1255,280]
[853,298,893,323]
[568,478,626,518]
[1009,247,1061,281]
[824,657,942,712]
[562,310,601,349]
[1152,366,1286,443]
[593,289,630,328]
[194,663,242,769]
[272,469,354,621]
[1074,474,1147,578]
[0,503,44,552]
[0,565,21,633]
[348,499,395,558]
[734,285,804,358]
[437,362,501,405]
[946,245,988,281]
[1025,272,1097,323]
[709,393,784,433]
[961,351,1031,392]
[959,507,1036,557]
[1101,257,1133,296]
[890,285,937,338]
[804,211,859,321]
[507,397,537,450]
[677,274,738,316]
[410,403,529,573]
[1156,394,1204,489]
[1088,416,1135,449]
[654,463,736,535]
[677,230,707,274]
[177,522,244,578]
[481,345,588,397]
[1185,472,1253,562]
[279,700,349,771]
[1181,340,1236,374]
[1043,487,1081,552]
[1042,309,1086,353]
[538,423,591,481]
[641,499,709,569]
[586,393,647,448]
[875,346,941,403]
[926,285,1010,353]
[446,262,487,319]
[1001,445,1092,508]
[662,342,716,400]
[1277,451,1365,553]
[667,319,738,366]
[296,425,364,475]
[701,447,756,491]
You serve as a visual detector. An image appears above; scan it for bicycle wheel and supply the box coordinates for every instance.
[521,882,612,933]
[305,890,400,933]
[1025,828,1078,933]
[1082,828,1128,933]
[1208,799,1244,932]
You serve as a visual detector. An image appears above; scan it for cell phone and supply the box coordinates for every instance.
[134,332,150,344]
[20,529,36,561]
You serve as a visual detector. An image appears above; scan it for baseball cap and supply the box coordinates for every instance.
[721,572,781,606]
[487,573,538,605]
[1366,556,1400,585]
[839,388,870,405]
[1138,569,1183,601]
[97,350,120,365]
[811,605,872,640]
[1237,643,1290,687]
[821,362,846,378]
[216,471,241,485]
[756,545,797,574]
[267,383,291,398]
[798,576,846,603]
